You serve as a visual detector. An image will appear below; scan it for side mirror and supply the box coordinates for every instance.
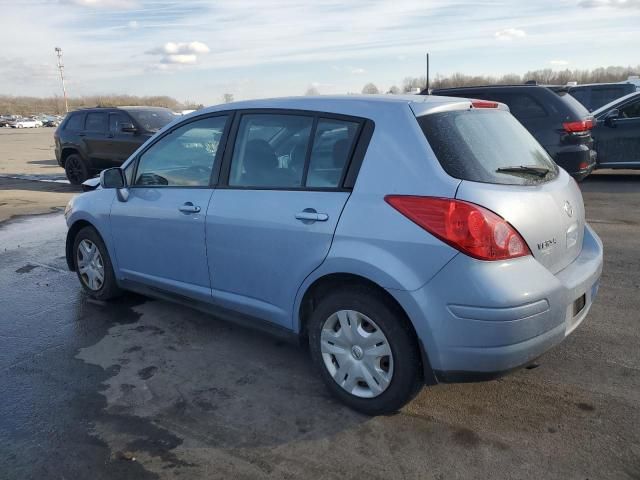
[604,109,620,128]
[120,122,137,133]
[100,167,125,189]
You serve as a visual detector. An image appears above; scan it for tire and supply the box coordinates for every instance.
[64,153,90,185]
[72,226,122,301]
[308,285,423,415]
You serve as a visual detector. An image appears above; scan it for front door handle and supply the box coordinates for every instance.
[179,202,201,214]
[295,209,329,222]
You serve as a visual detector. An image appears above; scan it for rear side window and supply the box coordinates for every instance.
[229,114,314,188]
[306,119,359,188]
[418,109,558,186]
[85,113,107,133]
[64,113,83,131]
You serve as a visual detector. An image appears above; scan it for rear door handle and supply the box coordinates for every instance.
[179,202,201,213]
[295,209,329,222]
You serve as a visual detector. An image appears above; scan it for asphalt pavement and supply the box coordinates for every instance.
[0,172,639,479]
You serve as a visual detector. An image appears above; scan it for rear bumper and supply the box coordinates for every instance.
[552,145,596,180]
[391,223,603,380]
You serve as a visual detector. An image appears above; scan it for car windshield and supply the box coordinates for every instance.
[127,109,176,132]
[418,109,558,186]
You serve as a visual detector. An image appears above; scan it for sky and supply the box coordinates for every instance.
[1,0,639,104]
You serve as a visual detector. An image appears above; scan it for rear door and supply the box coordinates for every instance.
[83,112,110,169]
[108,112,142,166]
[594,96,640,167]
[206,111,364,328]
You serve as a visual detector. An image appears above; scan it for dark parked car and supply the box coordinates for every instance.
[563,82,636,112]
[429,85,596,180]
[55,106,176,184]
[590,91,640,170]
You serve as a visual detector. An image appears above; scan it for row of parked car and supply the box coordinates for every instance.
[0,114,64,128]
[53,81,639,185]
[426,81,640,179]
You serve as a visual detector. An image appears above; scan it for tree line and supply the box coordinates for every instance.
[0,94,204,116]
[358,64,640,95]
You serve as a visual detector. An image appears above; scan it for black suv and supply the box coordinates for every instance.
[428,85,597,180]
[55,106,176,184]
[563,82,636,112]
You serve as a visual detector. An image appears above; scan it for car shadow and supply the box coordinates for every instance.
[0,175,80,193]
[27,159,60,168]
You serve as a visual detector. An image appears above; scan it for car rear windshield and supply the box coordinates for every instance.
[127,109,176,132]
[553,91,591,119]
[418,109,558,185]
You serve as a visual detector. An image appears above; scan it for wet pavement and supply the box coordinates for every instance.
[1,172,640,479]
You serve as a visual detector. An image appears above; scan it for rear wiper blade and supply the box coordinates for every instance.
[496,165,550,177]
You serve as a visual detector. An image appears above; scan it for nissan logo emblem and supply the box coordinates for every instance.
[564,201,574,218]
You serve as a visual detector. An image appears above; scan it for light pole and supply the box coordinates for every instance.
[54,47,69,113]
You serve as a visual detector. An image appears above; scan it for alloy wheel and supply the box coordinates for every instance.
[66,157,84,184]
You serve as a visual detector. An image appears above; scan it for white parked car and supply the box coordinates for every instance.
[11,119,38,128]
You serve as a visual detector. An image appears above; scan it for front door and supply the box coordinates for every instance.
[110,114,230,301]
[108,112,142,166]
[595,97,640,167]
[207,112,363,328]
[83,112,110,170]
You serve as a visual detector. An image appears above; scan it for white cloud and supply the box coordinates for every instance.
[127,20,138,29]
[65,0,139,8]
[158,41,210,55]
[350,67,366,74]
[163,54,197,65]
[494,28,527,41]
[578,0,640,8]
[550,59,569,66]
[148,41,210,66]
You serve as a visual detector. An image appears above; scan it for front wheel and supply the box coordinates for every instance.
[65,154,90,185]
[73,226,122,300]
[308,286,423,415]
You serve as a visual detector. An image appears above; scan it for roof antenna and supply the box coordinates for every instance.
[425,52,430,93]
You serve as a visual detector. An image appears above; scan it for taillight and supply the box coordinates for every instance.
[563,118,593,133]
[471,100,499,109]
[384,196,530,261]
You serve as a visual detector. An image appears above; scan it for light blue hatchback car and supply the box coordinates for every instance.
[65,95,603,415]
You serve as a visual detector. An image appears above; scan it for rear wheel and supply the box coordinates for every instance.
[73,226,122,300]
[65,154,89,185]
[308,286,423,415]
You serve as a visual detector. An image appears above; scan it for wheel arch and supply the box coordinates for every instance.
[60,147,81,167]
[66,219,100,271]
[297,272,437,385]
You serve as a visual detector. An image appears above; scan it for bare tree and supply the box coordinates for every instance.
[222,93,234,103]
[305,86,320,96]
[361,83,380,94]
[387,85,400,94]
[402,76,426,93]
